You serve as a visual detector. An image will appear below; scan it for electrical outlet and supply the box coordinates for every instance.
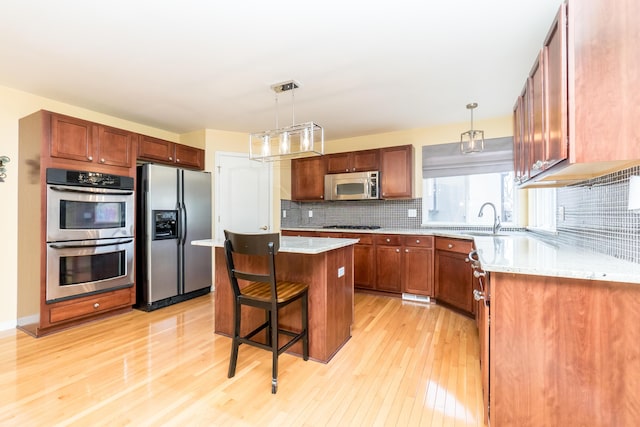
[282,210,287,218]
[408,209,417,218]
[338,266,345,278]
[308,210,313,218]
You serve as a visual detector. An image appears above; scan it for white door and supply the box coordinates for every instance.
[215,152,272,239]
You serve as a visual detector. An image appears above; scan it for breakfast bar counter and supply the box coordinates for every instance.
[192,236,358,363]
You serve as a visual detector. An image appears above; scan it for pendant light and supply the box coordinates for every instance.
[249,80,324,162]
[460,102,484,154]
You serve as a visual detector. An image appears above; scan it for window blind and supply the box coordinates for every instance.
[422,136,514,179]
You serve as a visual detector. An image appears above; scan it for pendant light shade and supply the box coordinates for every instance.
[460,102,484,154]
[249,80,324,162]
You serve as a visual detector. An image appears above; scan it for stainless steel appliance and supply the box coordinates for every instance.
[324,171,379,201]
[45,168,135,302]
[136,163,212,311]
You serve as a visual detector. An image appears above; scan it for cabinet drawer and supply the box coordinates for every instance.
[375,234,402,246]
[435,237,473,254]
[403,235,433,248]
[49,288,133,324]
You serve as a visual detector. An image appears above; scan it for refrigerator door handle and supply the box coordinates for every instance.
[181,203,188,245]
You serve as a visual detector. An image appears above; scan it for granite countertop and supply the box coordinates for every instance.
[282,227,640,284]
[191,236,359,255]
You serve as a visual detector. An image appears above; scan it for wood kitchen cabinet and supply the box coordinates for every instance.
[514,6,568,183]
[137,135,205,170]
[18,110,137,337]
[325,149,380,174]
[291,156,326,201]
[380,145,413,199]
[489,272,640,425]
[342,233,376,289]
[402,235,434,297]
[516,0,640,187]
[50,112,135,171]
[374,234,403,293]
[434,237,474,315]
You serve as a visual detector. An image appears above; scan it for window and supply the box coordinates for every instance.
[423,171,517,225]
[421,136,516,226]
[527,187,556,232]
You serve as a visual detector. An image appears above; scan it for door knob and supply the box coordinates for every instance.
[260,226,268,230]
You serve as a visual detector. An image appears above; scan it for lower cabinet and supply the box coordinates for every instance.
[48,288,134,324]
[402,235,434,296]
[375,235,403,293]
[435,237,474,315]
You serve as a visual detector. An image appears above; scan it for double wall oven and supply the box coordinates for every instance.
[46,168,135,302]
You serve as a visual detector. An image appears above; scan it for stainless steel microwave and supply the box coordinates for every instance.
[324,171,379,201]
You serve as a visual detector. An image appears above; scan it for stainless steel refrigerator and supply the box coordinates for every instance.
[136,163,212,311]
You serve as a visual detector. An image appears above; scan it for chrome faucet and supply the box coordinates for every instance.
[478,202,501,234]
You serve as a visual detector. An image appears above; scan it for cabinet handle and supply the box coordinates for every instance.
[473,289,485,301]
[474,270,486,278]
[100,158,105,163]
[386,238,391,243]
[448,244,453,249]
[465,257,470,263]
[415,239,420,244]
[87,155,93,161]
[405,249,409,253]
[169,156,173,161]
[93,302,100,309]
[176,159,181,163]
[395,249,400,253]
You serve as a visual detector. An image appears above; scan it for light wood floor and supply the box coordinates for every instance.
[0,292,485,426]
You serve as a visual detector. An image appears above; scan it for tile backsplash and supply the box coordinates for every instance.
[556,165,640,263]
[281,199,423,229]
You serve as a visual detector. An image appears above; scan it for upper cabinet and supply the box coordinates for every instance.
[380,145,413,199]
[326,149,379,174]
[137,135,205,170]
[516,0,640,187]
[291,156,326,201]
[50,112,135,171]
[290,144,414,201]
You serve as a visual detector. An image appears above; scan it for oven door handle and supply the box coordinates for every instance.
[49,186,134,196]
[49,239,133,249]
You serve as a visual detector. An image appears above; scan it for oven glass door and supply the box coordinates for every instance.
[47,185,134,242]
[46,238,134,302]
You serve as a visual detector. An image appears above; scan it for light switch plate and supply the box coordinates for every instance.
[308,210,313,218]
[338,266,345,278]
[282,210,286,218]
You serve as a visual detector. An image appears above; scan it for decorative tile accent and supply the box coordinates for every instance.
[556,165,640,264]
[281,199,423,229]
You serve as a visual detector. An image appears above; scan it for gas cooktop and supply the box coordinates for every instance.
[322,225,382,230]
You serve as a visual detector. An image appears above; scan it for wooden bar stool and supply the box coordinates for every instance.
[223,230,309,393]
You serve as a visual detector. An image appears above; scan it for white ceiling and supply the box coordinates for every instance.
[0,0,564,140]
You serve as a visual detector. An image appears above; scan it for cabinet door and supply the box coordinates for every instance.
[351,149,380,172]
[380,145,413,199]
[137,135,175,163]
[529,53,545,177]
[513,95,530,184]
[354,243,376,289]
[403,247,434,296]
[325,153,351,173]
[375,245,402,293]
[96,125,135,168]
[291,156,326,201]
[543,4,568,169]
[175,144,205,170]
[50,113,94,163]
[435,249,474,314]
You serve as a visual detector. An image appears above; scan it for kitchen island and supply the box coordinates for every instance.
[192,236,358,363]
